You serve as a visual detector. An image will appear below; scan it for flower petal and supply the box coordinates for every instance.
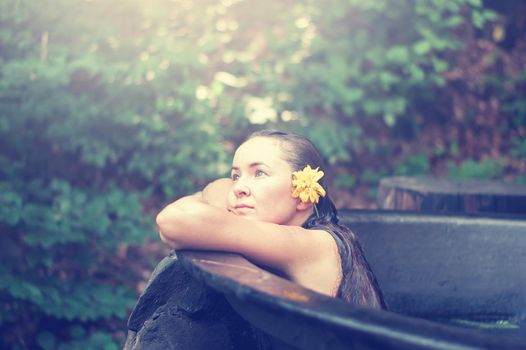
[290,165,326,204]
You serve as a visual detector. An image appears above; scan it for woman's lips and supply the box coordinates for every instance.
[232,204,254,214]
[234,204,254,209]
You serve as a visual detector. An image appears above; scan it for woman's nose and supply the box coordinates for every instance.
[232,180,250,197]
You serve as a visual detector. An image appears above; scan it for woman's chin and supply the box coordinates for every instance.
[229,208,267,222]
[237,212,258,221]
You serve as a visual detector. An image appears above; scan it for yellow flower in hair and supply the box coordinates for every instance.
[291,165,326,204]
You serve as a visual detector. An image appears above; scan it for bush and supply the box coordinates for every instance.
[0,1,225,348]
[276,0,496,162]
[447,159,504,179]
[395,154,430,176]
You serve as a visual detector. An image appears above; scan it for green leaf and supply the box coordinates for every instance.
[448,159,503,180]
[413,41,432,55]
[37,331,57,350]
[386,46,409,64]
[0,187,22,225]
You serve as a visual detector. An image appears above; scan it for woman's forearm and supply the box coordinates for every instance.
[156,179,231,249]
[156,194,207,248]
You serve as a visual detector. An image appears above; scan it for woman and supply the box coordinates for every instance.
[156,130,385,308]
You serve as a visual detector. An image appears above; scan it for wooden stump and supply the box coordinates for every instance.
[378,176,526,215]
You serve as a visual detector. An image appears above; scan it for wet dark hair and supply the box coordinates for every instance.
[248,129,386,309]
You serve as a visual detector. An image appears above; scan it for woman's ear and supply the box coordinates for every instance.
[296,200,312,211]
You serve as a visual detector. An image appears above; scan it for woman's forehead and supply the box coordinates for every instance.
[232,137,288,167]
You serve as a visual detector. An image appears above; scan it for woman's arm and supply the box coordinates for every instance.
[158,178,231,245]
[155,194,337,277]
[201,178,232,209]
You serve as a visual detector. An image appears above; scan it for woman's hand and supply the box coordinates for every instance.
[156,178,232,248]
[202,178,232,209]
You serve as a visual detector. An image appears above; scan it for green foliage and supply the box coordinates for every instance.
[511,137,526,159]
[516,175,526,185]
[447,159,503,179]
[333,174,356,190]
[37,329,119,350]
[502,72,526,139]
[0,0,226,347]
[360,168,388,200]
[361,168,388,185]
[279,0,496,162]
[395,154,430,176]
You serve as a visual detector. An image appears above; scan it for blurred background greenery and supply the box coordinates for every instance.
[1,0,525,348]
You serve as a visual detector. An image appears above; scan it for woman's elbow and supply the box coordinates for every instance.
[158,230,181,249]
[155,206,172,229]
[155,206,187,248]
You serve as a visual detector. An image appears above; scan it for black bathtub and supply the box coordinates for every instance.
[126,210,526,349]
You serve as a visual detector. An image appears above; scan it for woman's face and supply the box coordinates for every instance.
[228,137,306,225]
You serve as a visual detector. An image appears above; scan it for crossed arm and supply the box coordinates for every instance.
[155,179,341,293]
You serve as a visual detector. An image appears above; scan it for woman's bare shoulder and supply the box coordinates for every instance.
[284,228,343,296]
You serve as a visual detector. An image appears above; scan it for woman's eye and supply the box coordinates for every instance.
[255,170,266,177]
[231,174,240,181]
